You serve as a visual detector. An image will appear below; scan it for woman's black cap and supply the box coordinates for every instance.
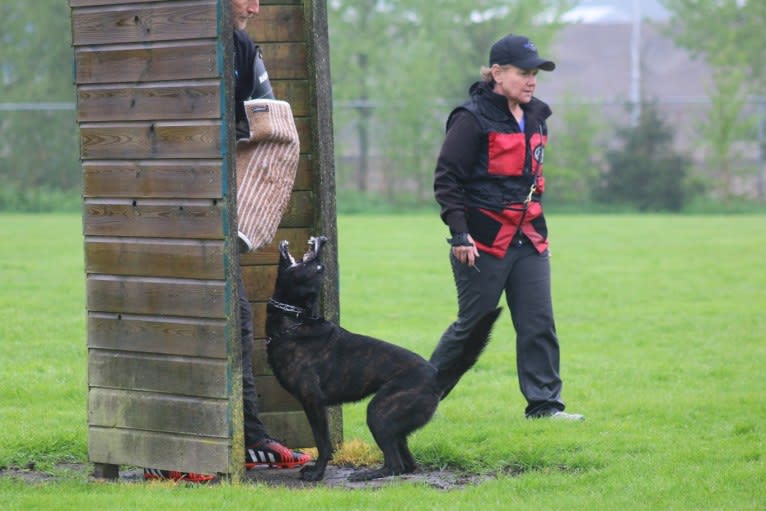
[489,34,555,71]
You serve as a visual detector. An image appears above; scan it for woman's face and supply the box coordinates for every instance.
[492,64,539,106]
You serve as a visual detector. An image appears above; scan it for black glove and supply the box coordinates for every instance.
[447,233,473,247]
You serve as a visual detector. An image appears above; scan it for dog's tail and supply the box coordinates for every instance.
[436,307,501,400]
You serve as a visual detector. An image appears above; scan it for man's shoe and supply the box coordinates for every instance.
[245,438,312,469]
[143,468,215,483]
[527,408,585,421]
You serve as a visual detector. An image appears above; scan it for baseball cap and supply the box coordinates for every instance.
[489,34,555,71]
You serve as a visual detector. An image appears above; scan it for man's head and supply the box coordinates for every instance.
[232,0,260,31]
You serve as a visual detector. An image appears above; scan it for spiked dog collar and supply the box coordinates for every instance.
[267,298,322,323]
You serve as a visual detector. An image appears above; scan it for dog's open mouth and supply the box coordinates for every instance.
[279,236,327,267]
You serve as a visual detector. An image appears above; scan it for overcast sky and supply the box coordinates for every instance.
[565,0,669,23]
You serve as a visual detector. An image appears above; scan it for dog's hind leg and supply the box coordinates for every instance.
[400,437,417,473]
[348,432,406,482]
[348,392,407,481]
[348,386,434,482]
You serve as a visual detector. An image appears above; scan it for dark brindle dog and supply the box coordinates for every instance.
[266,236,500,482]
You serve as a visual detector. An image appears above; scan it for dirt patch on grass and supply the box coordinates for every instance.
[0,462,494,491]
[0,462,86,484]
[244,464,494,490]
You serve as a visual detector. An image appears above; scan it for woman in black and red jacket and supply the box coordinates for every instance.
[431,33,584,421]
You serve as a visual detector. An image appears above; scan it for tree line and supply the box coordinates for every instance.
[1,1,764,212]
[0,0,80,211]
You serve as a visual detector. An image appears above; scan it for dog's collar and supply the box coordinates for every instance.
[267,298,322,323]
[268,298,305,317]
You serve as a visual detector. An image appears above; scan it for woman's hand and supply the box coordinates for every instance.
[452,233,480,267]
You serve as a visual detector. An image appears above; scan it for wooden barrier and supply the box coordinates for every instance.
[70,0,340,480]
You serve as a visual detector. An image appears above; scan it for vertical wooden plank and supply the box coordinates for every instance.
[238,0,342,449]
[303,0,343,449]
[219,0,245,481]
[304,2,339,320]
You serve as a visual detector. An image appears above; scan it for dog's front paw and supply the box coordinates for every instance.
[299,463,325,482]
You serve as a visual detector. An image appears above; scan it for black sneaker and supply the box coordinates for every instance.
[245,438,312,469]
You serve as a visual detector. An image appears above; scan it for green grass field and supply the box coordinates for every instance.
[1,213,764,510]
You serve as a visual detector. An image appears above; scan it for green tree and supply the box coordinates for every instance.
[328,0,393,193]
[594,102,692,212]
[328,0,575,202]
[661,0,766,200]
[0,0,79,210]
[699,66,755,202]
[543,97,605,206]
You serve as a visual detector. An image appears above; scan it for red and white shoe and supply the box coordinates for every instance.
[245,438,312,469]
[143,468,215,483]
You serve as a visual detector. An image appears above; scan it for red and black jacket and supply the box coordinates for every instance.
[434,81,552,257]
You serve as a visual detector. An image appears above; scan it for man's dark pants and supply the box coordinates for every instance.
[238,274,269,445]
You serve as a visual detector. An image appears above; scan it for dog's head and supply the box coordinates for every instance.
[272,235,328,313]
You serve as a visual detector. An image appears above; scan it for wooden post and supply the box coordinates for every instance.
[241,0,342,450]
[71,0,340,479]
